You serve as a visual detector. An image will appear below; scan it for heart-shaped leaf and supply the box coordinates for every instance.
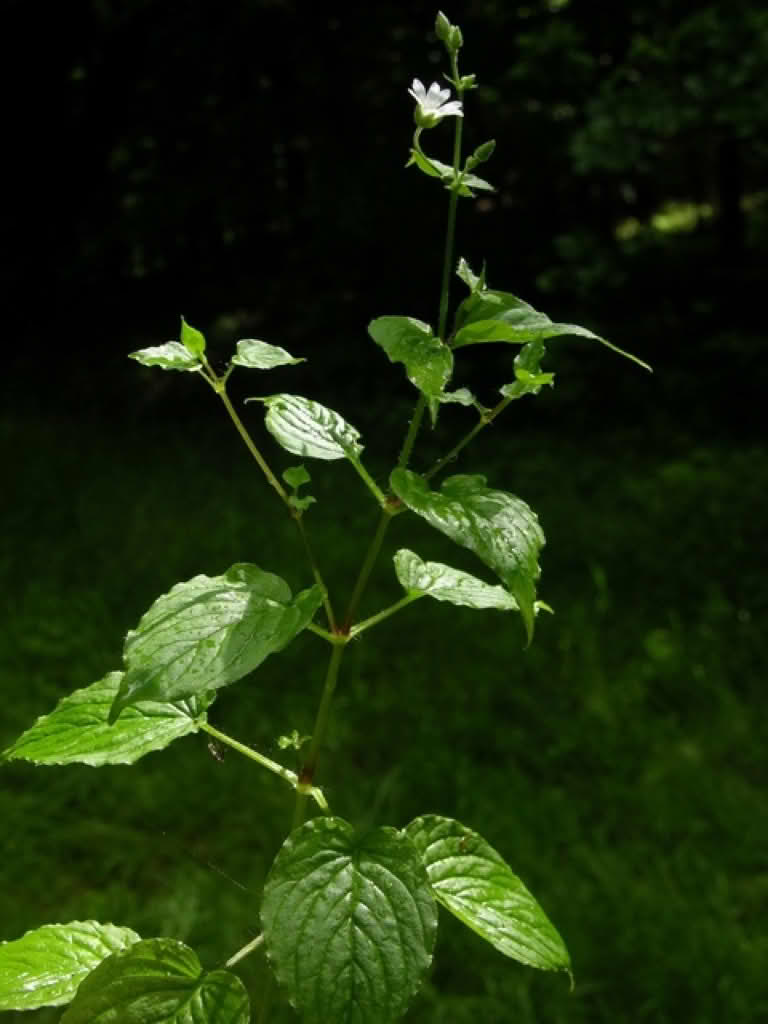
[2,672,213,766]
[109,564,323,721]
[60,938,249,1024]
[261,817,437,1024]
[404,816,571,975]
[0,921,140,1011]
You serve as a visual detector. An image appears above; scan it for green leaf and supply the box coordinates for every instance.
[0,921,140,1011]
[60,938,249,1024]
[404,816,571,975]
[394,549,520,611]
[390,470,544,643]
[2,672,213,766]
[180,317,206,357]
[282,464,311,489]
[255,394,364,461]
[368,316,453,405]
[128,342,201,372]
[438,387,478,407]
[261,817,437,1024]
[231,339,305,370]
[109,564,324,722]
[407,152,493,196]
[453,288,651,370]
[500,339,555,401]
[456,257,485,294]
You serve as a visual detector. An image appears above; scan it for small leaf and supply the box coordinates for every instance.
[180,317,206,357]
[438,387,478,407]
[390,470,544,643]
[231,339,305,370]
[404,816,570,974]
[2,672,213,766]
[406,153,493,196]
[128,342,201,372]
[500,339,555,401]
[282,465,311,489]
[394,549,519,611]
[109,564,324,721]
[0,921,140,1011]
[60,938,249,1024]
[255,394,363,461]
[456,257,485,293]
[368,316,453,403]
[261,817,437,1024]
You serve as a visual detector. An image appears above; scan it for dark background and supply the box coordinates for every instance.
[5,0,767,430]
[2,2,768,1022]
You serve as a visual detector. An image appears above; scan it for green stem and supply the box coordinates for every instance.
[425,395,512,481]
[350,458,388,507]
[200,722,296,785]
[343,507,395,630]
[398,75,465,471]
[349,593,422,638]
[225,934,264,969]
[199,721,327,810]
[292,641,347,830]
[202,366,337,630]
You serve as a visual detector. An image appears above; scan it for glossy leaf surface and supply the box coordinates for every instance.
[60,938,249,1024]
[231,339,305,370]
[500,339,555,401]
[368,316,453,402]
[2,672,212,766]
[453,287,650,369]
[261,817,437,1024]
[128,343,201,372]
[258,394,363,461]
[394,549,519,611]
[180,317,206,357]
[404,816,571,974]
[0,921,140,1011]
[109,564,323,721]
[390,471,544,642]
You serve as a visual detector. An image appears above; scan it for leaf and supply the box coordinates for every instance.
[109,564,324,722]
[500,339,555,401]
[60,938,249,1024]
[368,316,453,404]
[452,288,651,370]
[0,921,140,1011]
[407,152,494,196]
[254,394,363,461]
[2,672,213,767]
[231,339,305,370]
[180,317,206,357]
[456,257,485,294]
[394,549,520,611]
[390,470,544,643]
[282,465,311,489]
[128,342,201,372]
[261,817,437,1024]
[404,816,571,975]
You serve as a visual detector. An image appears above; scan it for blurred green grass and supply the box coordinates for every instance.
[2,407,767,1023]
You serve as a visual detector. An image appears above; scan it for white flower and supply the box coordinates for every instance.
[408,78,463,126]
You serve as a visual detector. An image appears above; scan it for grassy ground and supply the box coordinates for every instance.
[1,402,766,1023]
